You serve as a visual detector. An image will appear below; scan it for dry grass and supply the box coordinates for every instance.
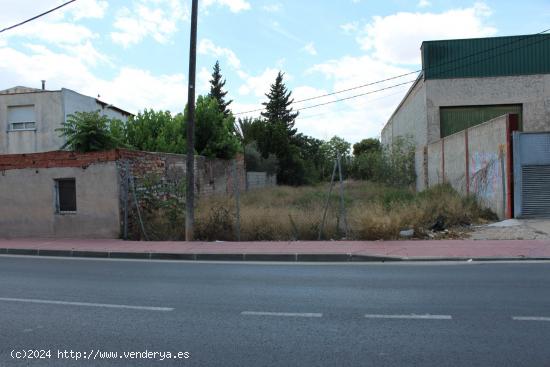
[193,181,496,241]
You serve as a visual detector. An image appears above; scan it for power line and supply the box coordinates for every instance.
[0,0,77,34]
[293,34,550,115]
[296,80,417,112]
[247,33,549,119]
[296,88,410,121]
[234,28,550,116]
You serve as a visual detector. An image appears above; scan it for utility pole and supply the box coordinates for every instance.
[185,0,198,241]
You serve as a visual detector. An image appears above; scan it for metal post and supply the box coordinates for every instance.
[123,162,129,240]
[233,159,241,241]
[500,148,506,220]
[185,0,198,242]
[318,160,338,240]
[337,153,349,238]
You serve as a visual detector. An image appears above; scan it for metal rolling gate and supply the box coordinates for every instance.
[513,132,550,218]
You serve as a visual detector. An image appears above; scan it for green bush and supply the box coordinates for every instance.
[56,111,126,152]
[352,136,416,187]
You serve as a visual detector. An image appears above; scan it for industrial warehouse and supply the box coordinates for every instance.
[382,33,550,219]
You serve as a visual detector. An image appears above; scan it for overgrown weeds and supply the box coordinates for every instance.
[192,182,495,241]
[128,177,495,241]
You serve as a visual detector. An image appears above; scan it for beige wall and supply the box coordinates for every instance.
[467,116,509,219]
[424,115,510,218]
[0,162,120,238]
[427,141,442,187]
[0,91,65,154]
[425,75,550,143]
[443,130,467,194]
[381,79,428,147]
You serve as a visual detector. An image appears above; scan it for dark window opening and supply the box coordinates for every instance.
[440,104,523,138]
[55,178,77,213]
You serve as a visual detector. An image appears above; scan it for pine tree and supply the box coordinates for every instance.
[261,71,299,137]
[208,61,232,116]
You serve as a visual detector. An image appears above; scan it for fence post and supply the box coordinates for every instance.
[337,153,349,238]
[318,160,338,240]
[233,159,241,241]
[123,161,129,240]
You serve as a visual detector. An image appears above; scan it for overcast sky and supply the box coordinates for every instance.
[0,0,548,143]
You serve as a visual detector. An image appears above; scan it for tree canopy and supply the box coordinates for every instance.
[194,96,240,159]
[126,109,185,154]
[353,138,381,157]
[56,111,125,152]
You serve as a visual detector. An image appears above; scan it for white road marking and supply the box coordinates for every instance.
[241,311,322,318]
[512,316,550,322]
[364,314,452,320]
[0,297,173,312]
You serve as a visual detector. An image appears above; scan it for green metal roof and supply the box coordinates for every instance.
[422,34,550,80]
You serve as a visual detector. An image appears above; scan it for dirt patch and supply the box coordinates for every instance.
[462,219,550,240]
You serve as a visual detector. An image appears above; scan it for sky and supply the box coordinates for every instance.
[0,0,548,143]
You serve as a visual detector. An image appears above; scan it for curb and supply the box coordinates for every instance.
[0,248,401,262]
[1,248,550,262]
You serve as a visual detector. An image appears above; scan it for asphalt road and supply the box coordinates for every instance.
[0,256,549,367]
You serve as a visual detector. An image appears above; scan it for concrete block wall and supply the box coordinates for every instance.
[414,147,428,192]
[443,130,467,194]
[427,141,442,187]
[467,116,510,219]
[246,171,277,191]
[423,114,516,219]
[381,79,428,147]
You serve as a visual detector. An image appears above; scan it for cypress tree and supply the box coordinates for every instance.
[261,71,299,137]
[208,61,232,116]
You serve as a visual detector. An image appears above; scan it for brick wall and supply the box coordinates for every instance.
[0,149,246,196]
[0,150,119,171]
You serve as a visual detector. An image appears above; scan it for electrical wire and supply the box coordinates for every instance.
[0,0,77,34]
[295,80,417,112]
[296,87,410,121]
[234,28,550,116]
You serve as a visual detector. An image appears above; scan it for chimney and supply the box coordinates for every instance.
[41,80,46,90]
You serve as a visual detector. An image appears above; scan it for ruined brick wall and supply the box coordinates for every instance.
[115,150,245,240]
[0,150,119,171]
[115,149,245,196]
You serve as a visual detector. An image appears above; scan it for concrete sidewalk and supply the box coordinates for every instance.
[1,238,550,262]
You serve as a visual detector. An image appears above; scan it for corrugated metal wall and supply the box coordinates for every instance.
[440,105,522,138]
[422,34,550,80]
[513,132,550,218]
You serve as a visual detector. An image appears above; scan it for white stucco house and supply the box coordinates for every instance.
[0,83,133,155]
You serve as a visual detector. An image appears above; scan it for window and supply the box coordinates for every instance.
[55,179,77,213]
[7,105,36,131]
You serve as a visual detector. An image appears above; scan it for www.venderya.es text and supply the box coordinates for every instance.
[11,349,190,361]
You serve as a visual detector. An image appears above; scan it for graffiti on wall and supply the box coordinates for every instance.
[469,151,502,201]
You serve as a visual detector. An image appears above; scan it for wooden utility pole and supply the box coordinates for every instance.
[185,0,198,241]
